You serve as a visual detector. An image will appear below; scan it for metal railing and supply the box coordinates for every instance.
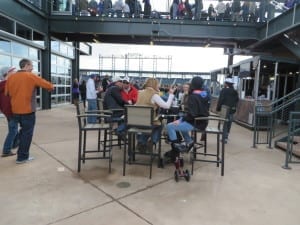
[252,88,300,148]
[282,112,300,169]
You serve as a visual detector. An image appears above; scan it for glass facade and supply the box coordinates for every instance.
[0,11,76,110]
[0,38,42,108]
[51,54,72,105]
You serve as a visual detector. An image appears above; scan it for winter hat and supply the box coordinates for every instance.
[190,76,204,90]
[0,66,16,80]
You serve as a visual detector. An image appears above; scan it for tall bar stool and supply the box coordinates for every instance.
[191,105,229,176]
[76,102,113,172]
[123,105,162,179]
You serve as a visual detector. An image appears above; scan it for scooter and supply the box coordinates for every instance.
[174,153,190,182]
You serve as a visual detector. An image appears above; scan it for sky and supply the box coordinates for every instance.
[80,43,251,73]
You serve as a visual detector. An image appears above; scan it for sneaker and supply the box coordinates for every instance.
[173,143,188,152]
[1,152,16,157]
[16,156,34,164]
[220,139,228,144]
[173,142,194,153]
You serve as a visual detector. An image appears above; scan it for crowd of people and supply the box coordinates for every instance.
[74,74,217,162]
[58,0,300,22]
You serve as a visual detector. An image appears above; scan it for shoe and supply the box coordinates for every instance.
[173,143,188,152]
[16,156,34,164]
[220,139,228,144]
[1,152,16,157]
[173,141,194,153]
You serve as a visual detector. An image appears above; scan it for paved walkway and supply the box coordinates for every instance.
[1,105,300,225]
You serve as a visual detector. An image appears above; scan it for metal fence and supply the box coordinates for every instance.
[282,112,300,169]
[252,88,300,148]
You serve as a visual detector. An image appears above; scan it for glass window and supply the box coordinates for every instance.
[57,56,65,66]
[52,0,72,14]
[29,48,38,60]
[60,43,68,56]
[12,57,23,69]
[50,52,72,106]
[0,55,11,67]
[33,31,44,47]
[0,39,11,53]
[67,46,74,58]
[0,15,14,34]
[51,41,59,52]
[12,42,29,57]
[16,23,32,40]
[51,55,57,65]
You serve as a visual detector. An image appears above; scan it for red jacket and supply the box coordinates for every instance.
[0,80,12,118]
[121,85,138,104]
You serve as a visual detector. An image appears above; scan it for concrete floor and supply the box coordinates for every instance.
[0,105,300,225]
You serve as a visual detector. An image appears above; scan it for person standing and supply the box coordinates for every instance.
[86,74,101,123]
[0,66,19,157]
[101,74,110,92]
[72,78,80,105]
[142,0,151,18]
[79,80,87,107]
[165,77,209,161]
[216,77,239,143]
[5,58,54,163]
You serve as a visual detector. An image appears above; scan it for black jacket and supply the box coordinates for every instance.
[103,85,126,117]
[216,87,239,113]
[182,90,210,130]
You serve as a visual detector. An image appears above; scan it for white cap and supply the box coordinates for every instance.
[122,76,130,83]
[112,76,122,83]
[225,78,234,84]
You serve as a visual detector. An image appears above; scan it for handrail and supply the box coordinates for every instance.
[253,88,300,148]
[255,88,300,114]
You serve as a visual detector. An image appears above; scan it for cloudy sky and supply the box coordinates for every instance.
[80,43,250,73]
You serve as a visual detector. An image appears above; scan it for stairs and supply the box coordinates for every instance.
[276,136,300,157]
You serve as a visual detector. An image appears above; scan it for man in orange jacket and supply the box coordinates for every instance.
[5,58,54,164]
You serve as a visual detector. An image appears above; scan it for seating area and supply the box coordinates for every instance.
[1,105,300,225]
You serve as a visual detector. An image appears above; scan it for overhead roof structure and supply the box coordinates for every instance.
[0,1,299,61]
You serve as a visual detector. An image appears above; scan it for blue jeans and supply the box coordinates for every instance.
[137,126,163,145]
[87,99,97,124]
[2,118,19,154]
[12,113,36,161]
[166,121,194,143]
